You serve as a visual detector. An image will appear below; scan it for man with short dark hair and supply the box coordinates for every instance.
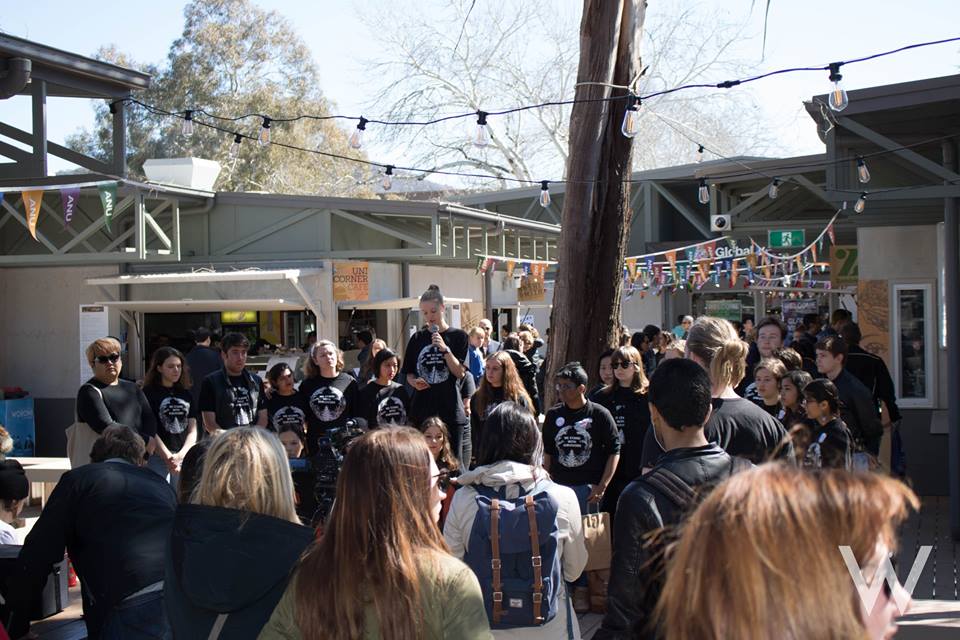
[199,332,268,434]
[185,327,222,407]
[815,335,883,456]
[597,358,747,640]
[542,361,620,614]
[839,322,901,427]
[19,426,176,639]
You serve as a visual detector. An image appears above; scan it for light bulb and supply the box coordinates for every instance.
[768,178,780,199]
[539,181,551,207]
[229,133,242,158]
[258,117,272,146]
[696,144,705,163]
[381,165,394,191]
[856,157,870,183]
[350,117,367,150]
[854,192,867,214]
[474,111,489,147]
[828,63,848,112]
[182,110,194,137]
[621,94,640,138]
[698,179,710,204]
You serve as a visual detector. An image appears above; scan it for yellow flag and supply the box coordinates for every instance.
[23,190,43,240]
[506,261,516,278]
[626,258,637,281]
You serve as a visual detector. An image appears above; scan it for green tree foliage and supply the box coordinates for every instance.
[67,0,367,195]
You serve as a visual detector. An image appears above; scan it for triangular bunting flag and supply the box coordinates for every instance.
[98,183,118,233]
[61,187,80,226]
[22,190,43,240]
[626,257,637,281]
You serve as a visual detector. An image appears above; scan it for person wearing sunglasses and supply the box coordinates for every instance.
[76,337,157,450]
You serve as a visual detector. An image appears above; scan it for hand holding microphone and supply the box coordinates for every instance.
[430,324,448,353]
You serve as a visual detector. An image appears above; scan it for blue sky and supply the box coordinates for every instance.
[2,1,958,176]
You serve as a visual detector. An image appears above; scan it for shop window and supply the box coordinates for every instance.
[891,283,935,408]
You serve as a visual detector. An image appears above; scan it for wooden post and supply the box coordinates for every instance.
[545,0,645,404]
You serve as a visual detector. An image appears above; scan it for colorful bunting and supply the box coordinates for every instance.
[22,190,43,240]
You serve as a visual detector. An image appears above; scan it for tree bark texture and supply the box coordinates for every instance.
[545,0,645,407]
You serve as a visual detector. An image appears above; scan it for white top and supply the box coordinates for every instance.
[444,460,588,640]
[0,519,18,545]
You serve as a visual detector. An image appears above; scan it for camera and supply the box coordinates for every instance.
[290,418,367,527]
[711,214,732,232]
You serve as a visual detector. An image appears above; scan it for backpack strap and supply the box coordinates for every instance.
[208,613,228,640]
[525,494,545,624]
[644,467,697,510]
[490,497,504,625]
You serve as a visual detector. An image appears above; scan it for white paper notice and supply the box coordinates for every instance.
[79,305,110,385]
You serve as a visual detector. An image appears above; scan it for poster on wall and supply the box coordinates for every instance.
[704,299,742,323]
[1,397,35,456]
[517,277,545,303]
[79,304,110,385]
[333,261,369,301]
[830,246,859,288]
[858,280,891,366]
[781,298,819,338]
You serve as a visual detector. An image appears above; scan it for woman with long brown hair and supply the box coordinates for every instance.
[469,351,533,467]
[259,427,491,640]
[142,345,197,485]
[593,345,651,515]
[656,464,918,640]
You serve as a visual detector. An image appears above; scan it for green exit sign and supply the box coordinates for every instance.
[768,229,806,248]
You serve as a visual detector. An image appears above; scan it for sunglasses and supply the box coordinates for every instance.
[95,353,121,364]
[613,361,636,369]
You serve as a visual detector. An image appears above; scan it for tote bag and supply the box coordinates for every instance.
[582,503,612,572]
[65,384,103,468]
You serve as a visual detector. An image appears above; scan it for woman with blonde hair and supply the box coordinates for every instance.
[594,345,651,515]
[470,351,533,464]
[657,464,918,640]
[299,339,358,455]
[165,428,313,640]
[260,427,492,640]
[638,316,792,469]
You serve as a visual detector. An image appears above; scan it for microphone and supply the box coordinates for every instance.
[429,324,439,334]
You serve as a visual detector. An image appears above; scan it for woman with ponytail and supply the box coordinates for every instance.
[638,316,793,469]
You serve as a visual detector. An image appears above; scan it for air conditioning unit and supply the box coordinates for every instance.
[711,214,732,232]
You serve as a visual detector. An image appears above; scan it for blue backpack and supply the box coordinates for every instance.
[464,483,562,629]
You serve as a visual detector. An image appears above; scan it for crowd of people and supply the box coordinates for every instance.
[2,286,917,640]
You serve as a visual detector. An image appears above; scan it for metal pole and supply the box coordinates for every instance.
[943,140,960,540]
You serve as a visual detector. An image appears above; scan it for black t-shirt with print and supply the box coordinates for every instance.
[299,372,358,436]
[142,385,196,452]
[593,386,651,483]
[266,391,309,432]
[356,381,410,428]
[199,372,266,428]
[751,397,783,418]
[402,327,470,427]
[542,400,621,487]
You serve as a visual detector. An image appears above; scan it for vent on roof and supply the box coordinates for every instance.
[142,157,221,191]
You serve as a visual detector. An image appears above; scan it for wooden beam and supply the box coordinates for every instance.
[216,208,321,255]
[649,181,712,238]
[0,198,58,252]
[57,194,134,254]
[838,116,960,183]
[332,209,430,248]
[31,79,48,177]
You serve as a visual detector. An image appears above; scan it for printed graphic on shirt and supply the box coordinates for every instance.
[417,345,450,385]
[612,403,627,445]
[804,432,828,468]
[555,418,594,468]
[377,396,407,426]
[309,386,346,423]
[158,396,190,435]
[230,387,255,426]
[272,405,307,430]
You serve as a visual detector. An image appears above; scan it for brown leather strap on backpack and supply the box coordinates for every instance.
[525,494,545,624]
[490,498,504,624]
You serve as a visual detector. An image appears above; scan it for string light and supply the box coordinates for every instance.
[698,179,710,204]
[768,178,780,199]
[258,117,272,146]
[539,181,551,207]
[621,94,640,138]
[181,110,194,137]
[696,144,705,163]
[854,192,867,213]
[349,117,367,150]
[381,165,394,191]
[229,133,242,158]
[856,156,871,183]
[827,62,848,112]
[474,111,489,147]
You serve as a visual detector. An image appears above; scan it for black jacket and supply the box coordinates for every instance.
[19,460,176,638]
[165,504,313,640]
[596,444,746,640]
[186,345,223,406]
[845,345,901,422]
[504,349,541,414]
[830,369,883,453]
